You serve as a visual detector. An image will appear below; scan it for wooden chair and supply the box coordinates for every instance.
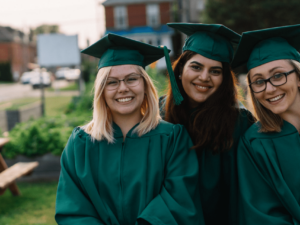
[0,138,39,196]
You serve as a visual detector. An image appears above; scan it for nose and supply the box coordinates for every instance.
[198,69,210,81]
[117,80,129,92]
[265,81,276,93]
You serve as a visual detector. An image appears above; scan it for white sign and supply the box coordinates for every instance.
[37,34,81,67]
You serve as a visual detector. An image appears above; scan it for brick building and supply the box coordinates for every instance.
[102,0,175,69]
[0,26,36,80]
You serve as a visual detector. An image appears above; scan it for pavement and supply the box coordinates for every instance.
[0,80,79,103]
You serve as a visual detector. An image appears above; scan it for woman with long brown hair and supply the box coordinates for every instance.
[232,25,300,224]
[160,23,255,225]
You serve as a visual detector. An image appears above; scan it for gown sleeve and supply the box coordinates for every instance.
[237,136,298,225]
[137,125,204,225]
[55,129,105,225]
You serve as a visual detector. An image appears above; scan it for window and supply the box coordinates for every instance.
[114,6,128,29]
[146,4,160,27]
[197,0,205,10]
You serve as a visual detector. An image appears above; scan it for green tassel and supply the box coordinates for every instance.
[161,46,184,105]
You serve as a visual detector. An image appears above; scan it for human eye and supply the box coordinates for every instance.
[107,79,118,86]
[253,79,265,86]
[210,70,222,75]
[272,73,284,80]
[190,64,201,70]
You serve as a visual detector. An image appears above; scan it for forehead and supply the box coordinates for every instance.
[109,65,139,77]
[186,53,223,67]
[249,60,292,77]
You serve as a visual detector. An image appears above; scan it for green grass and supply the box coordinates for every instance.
[47,82,78,92]
[0,182,58,225]
[0,98,39,110]
[45,96,73,117]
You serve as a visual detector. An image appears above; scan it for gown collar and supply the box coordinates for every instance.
[113,122,140,139]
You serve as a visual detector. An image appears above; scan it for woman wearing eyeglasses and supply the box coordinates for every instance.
[55,34,204,225]
[231,25,300,224]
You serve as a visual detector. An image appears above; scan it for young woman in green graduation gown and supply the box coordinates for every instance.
[159,23,254,225]
[55,33,204,225]
[231,25,300,224]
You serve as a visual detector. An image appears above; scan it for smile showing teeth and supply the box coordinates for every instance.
[195,84,209,89]
[269,94,284,102]
[117,97,133,102]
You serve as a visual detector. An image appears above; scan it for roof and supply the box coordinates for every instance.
[0,26,24,42]
[102,0,174,6]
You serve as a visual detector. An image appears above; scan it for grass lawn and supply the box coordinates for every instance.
[0,98,40,111]
[45,96,73,117]
[0,182,58,225]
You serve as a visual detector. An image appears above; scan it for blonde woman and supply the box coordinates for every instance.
[55,34,203,225]
[231,25,300,224]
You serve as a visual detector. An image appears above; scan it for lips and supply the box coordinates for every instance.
[116,97,134,103]
[267,94,285,102]
[193,83,211,92]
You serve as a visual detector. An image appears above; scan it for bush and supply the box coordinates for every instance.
[2,116,88,159]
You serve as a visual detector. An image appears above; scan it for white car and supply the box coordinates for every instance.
[65,69,80,81]
[30,72,52,89]
[20,70,39,84]
[55,67,70,79]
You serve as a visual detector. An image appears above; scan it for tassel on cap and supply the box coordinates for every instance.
[161,46,184,105]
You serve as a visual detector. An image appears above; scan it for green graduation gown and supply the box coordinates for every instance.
[238,120,300,224]
[55,121,203,225]
[159,96,254,225]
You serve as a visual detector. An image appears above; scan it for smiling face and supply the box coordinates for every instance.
[180,54,223,107]
[103,65,145,120]
[249,60,300,116]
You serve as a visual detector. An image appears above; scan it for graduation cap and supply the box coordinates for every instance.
[167,23,241,63]
[231,24,300,71]
[81,33,184,105]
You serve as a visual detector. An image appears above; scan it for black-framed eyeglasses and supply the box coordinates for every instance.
[105,74,142,90]
[249,69,296,93]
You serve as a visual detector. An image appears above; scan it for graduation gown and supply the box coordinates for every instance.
[238,120,300,224]
[55,121,203,225]
[159,96,254,225]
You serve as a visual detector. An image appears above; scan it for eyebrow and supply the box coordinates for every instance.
[252,66,284,78]
[190,61,223,70]
[108,72,138,79]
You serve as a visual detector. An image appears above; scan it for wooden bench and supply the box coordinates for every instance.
[0,138,39,196]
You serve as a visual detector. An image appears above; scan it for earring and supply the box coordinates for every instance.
[179,74,182,79]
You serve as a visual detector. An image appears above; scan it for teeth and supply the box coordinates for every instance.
[196,85,209,89]
[269,94,284,102]
[117,97,133,102]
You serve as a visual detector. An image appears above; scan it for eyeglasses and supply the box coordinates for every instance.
[105,74,142,90]
[249,69,296,93]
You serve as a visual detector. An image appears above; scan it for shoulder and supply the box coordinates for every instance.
[243,120,298,142]
[144,120,187,137]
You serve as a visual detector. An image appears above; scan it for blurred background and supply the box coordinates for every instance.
[1,0,300,224]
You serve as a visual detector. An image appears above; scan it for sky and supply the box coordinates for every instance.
[0,0,106,48]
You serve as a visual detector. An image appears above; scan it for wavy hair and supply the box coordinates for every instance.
[84,65,161,142]
[247,59,300,132]
[164,50,240,153]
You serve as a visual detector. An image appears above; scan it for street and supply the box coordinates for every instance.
[0,80,79,103]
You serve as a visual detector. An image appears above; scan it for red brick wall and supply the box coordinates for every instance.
[105,6,114,28]
[160,2,171,24]
[0,43,11,62]
[128,4,146,27]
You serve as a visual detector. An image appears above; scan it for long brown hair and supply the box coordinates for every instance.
[165,50,239,153]
[247,59,300,132]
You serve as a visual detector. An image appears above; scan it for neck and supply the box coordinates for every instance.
[112,112,143,140]
[280,95,300,133]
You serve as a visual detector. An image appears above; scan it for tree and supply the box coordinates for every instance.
[203,0,300,34]
[34,24,60,35]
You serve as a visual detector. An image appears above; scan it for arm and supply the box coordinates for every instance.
[55,129,105,225]
[238,136,294,225]
[137,125,204,225]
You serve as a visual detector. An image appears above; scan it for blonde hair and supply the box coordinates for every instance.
[84,65,161,142]
[247,59,300,132]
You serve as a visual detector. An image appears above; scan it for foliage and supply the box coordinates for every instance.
[203,0,300,34]
[0,62,13,82]
[146,67,168,97]
[34,24,60,35]
[81,59,98,83]
[2,116,88,159]
[0,182,57,225]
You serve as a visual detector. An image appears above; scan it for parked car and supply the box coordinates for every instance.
[20,70,39,84]
[30,72,52,89]
[65,69,80,81]
[55,67,69,79]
